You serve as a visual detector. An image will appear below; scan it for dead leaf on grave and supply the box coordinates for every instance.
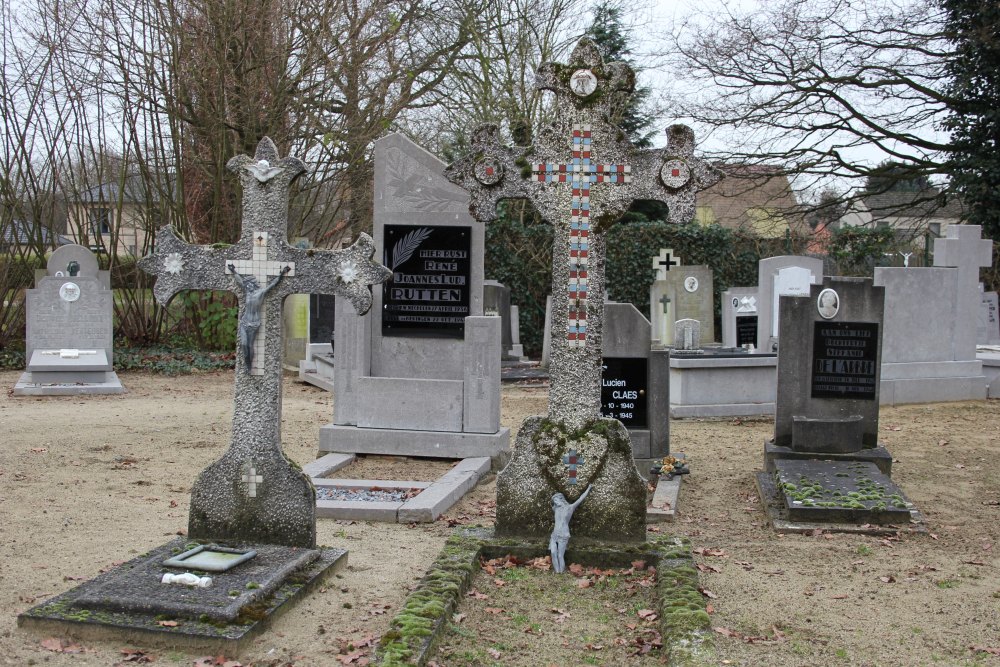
[30,447,47,453]
[568,563,585,575]
[831,594,849,599]
[713,627,738,638]
[467,589,488,600]
[576,578,593,589]
[585,643,604,651]
[492,578,505,587]
[118,647,156,663]
[484,607,505,614]
[693,547,727,557]
[452,612,466,623]
[696,563,721,574]
[887,425,902,431]
[487,648,502,659]
[879,575,897,583]
[962,560,986,566]
[637,609,658,621]
[706,603,715,614]
[971,646,1000,656]
[157,620,180,627]
[698,586,718,599]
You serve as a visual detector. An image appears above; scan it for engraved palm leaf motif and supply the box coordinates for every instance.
[386,149,466,212]
[389,227,433,270]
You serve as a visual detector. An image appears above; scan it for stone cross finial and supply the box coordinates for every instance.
[653,248,681,281]
[447,37,722,429]
[138,136,391,547]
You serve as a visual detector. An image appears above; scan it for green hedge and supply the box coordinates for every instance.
[486,218,809,356]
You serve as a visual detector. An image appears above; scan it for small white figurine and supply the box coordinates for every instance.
[161,572,213,588]
[549,485,592,574]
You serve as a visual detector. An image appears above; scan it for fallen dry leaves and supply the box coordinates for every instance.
[39,637,89,653]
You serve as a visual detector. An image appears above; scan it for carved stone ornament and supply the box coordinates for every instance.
[474,157,504,186]
[569,69,598,97]
[660,158,691,189]
[59,282,81,302]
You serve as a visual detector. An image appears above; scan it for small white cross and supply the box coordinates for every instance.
[225,231,295,376]
[242,466,263,498]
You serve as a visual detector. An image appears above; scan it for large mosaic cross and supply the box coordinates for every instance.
[138,137,391,547]
[447,38,721,430]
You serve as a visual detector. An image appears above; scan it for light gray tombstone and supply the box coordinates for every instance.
[757,255,824,352]
[483,280,525,361]
[320,133,509,460]
[722,287,759,349]
[540,294,553,368]
[673,318,701,350]
[978,291,1000,346]
[447,38,721,542]
[873,225,992,404]
[139,137,392,547]
[933,225,993,360]
[651,264,714,345]
[14,245,123,395]
[602,302,669,467]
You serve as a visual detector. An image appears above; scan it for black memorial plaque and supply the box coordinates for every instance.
[735,315,758,347]
[811,321,879,400]
[600,357,648,429]
[309,294,336,345]
[382,225,471,336]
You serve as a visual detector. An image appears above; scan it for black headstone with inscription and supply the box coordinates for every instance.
[735,315,758,348]
[381,225,471,336]
[600,357,648,429]
[810,321,878,400]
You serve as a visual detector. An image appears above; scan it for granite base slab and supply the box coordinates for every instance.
[311,456,492,523]
[13,371,125,395]
[772,459,912,524]
[17,537,346,650]
[755,471,925,535]
[319,424,510,462]
[764,439,893,475]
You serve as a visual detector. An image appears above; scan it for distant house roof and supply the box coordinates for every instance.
[860,187,964,225]
[73,174,173,204]
[2,219,71,247]
[695,164,805,237]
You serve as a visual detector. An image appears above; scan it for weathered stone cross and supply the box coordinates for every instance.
[653,248,680,281]
[139,137,390,547]
[447,38,721,430]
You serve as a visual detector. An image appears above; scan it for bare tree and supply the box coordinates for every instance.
[662,0,956,219]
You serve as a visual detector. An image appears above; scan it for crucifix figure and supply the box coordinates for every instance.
[447,38,721,542]
[228,262,290,371]
[138,137,391,547]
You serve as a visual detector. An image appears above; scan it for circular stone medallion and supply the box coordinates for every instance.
[569,69,598,97]
[817,288,840,319]
[660,158,691,189]
[59,282,81,303]
[474,157,504,186]
[684,276,699,293]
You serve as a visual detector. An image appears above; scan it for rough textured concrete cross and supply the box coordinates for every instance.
[447,38,721,429]
[139,137,391,547]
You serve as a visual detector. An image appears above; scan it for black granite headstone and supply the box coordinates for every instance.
[600,357,648,429]
[382,224,471,336]
[736,315,757,347]
[810,321,879,400]
[309,293,336,346]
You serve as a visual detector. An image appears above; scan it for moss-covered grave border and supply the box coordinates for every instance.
[375,527,710,666]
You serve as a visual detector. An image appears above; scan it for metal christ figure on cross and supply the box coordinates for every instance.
[228,262,290,371]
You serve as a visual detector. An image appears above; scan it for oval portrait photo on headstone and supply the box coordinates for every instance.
[59,282,81,303]
[817,288,840,319]
[684,276,699,293]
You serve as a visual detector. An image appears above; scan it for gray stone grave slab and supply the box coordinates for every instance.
[651,264,714,345]
[15,244,123,395]
[320,133,509,461]
[447,38,720,542]
[722,287,759,349]
[483,280,517,360]
[756,255,823,352]
[978,291,1000,345]
[772,459,911,524]
[18,537,345,648]
[601,302,669,464]
[874,227,991,404]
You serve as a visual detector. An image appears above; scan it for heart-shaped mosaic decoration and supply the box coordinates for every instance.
[534,421,610,500]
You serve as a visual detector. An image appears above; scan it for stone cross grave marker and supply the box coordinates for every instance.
[934,225,994,360]
[139,137,390,547]
[652,248,681,281]
[448,38,721,541]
